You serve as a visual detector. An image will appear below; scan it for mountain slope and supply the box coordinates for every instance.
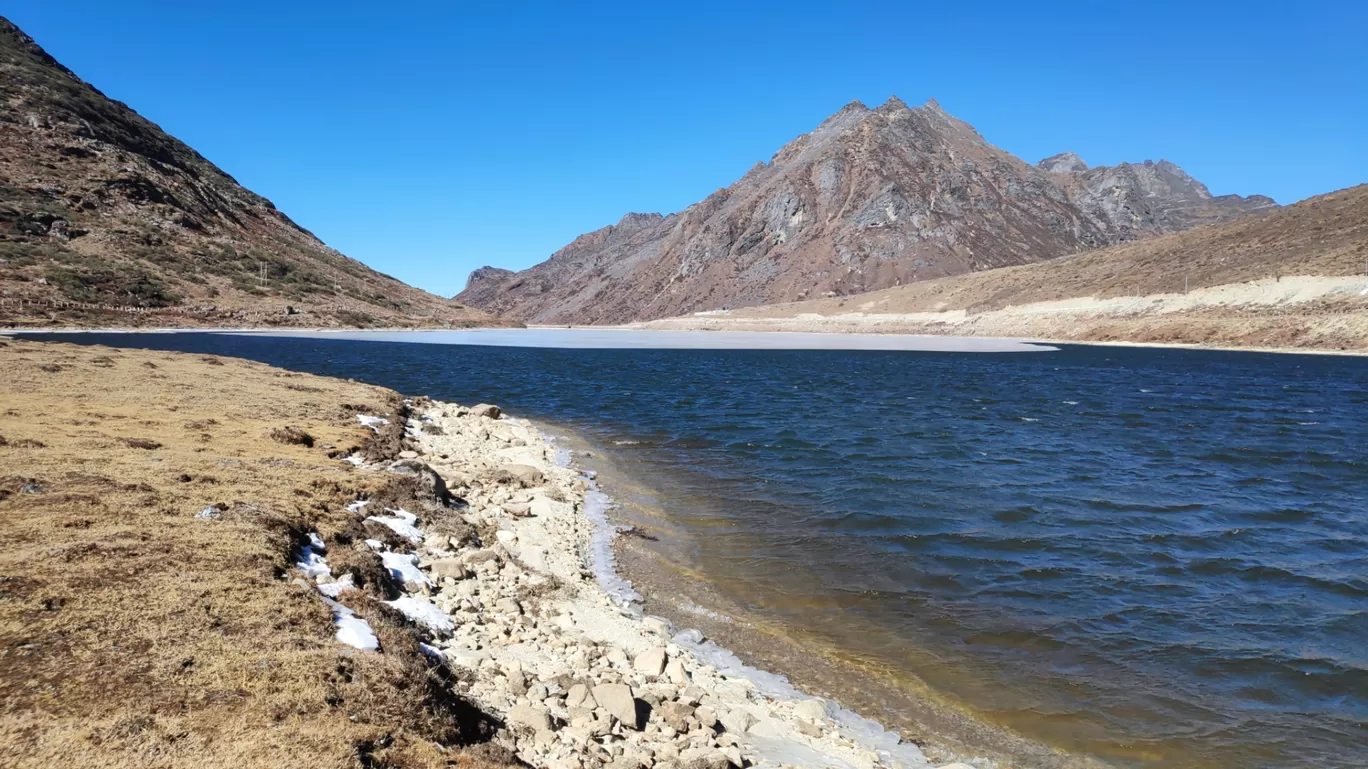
[643,184,1368,352]
[0,17,506,328]
[458,98,1273,324]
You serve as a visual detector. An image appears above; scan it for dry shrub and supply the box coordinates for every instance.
[117,437,162,450]
[269,426,315,447]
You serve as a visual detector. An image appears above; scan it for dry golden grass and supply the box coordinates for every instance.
[0,339,516,769]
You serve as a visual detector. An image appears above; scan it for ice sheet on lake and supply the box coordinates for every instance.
[583,484,643,607]
[236,328,1058,353]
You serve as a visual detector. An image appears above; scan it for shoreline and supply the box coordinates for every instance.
[389,401,956,769]
[555,426,1110,769]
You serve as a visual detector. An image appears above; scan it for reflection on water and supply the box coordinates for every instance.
[26,332,1368,769]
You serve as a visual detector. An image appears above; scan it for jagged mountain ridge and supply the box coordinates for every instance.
[0,16,506,328]
[458,97,1274,324]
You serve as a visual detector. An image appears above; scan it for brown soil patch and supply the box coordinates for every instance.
[0,339,516,769]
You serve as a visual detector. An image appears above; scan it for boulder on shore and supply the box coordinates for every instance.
[592,682,642,730]
[471,403,502,419]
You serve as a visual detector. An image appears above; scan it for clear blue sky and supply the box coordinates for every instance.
[6,1,1365,296]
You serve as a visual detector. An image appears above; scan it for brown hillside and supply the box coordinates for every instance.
[0,17,508,329]
[734,184,1367,317]
[650,185,1368,352]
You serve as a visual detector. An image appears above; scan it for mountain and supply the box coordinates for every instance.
[1041,154,1276,239]
[0,17,507,329]
[457,98,1275,325]
[643,184,1368,352]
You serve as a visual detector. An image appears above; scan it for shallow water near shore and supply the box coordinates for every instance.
[20,331,1368,769]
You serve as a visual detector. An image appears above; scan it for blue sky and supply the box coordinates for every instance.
[6,1,1365,296]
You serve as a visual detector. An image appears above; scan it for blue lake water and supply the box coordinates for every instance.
[22,331,1368,768]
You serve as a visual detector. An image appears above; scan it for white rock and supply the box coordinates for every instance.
[642,616,672,636]
[508,702,553,731]
[634,647,668,679]
[793,698,827,723]
[718,707,757,735]
[592,682,640,730]
[471,403,502,419]
[664,657,690,685]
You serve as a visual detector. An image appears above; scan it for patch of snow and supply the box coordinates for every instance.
[387,595,454,633]
[419,642,444,659]
[357,414,389,432]
[318,573,356,598]
[343,454,366,466]
[345,499,370,513]
[295,535,331,579]
[323,597,379,650]
[367,508,423,542]
[195,505,222,520]
[365,539,384,550]
[380,551,431,586]
[307,532,326,551]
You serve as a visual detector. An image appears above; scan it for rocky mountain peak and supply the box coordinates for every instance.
[875,95,911,114]
[1039,152,1089,174]
[615,212,665,230]
[455,98,1277,325]
[465,266,516,289]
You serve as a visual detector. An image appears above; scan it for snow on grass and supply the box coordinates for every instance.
[345,499,370,513]
[295,534,331,579]
[318,573,355,598]
[380,551,430,586]
[324,597,379,650]
[357,414,389,432]
[343,454,366,466]
[387,595,454,634]
[366,508,423,542]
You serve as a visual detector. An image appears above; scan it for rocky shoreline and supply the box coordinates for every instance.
[313,400,967,769]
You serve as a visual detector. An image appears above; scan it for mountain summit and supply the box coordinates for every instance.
[458,98,1274,324]
[0,17,504,328]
